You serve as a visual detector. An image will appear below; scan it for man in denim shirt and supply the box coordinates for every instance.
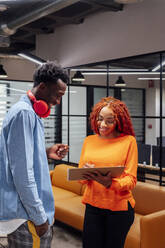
[0,61,69,247]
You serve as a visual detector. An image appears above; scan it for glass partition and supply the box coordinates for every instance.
[94,87,114,105]
[0,80,58,152]
[1,51,165,185]
[107,52,164,185]
[0,82,8,132]
[64,51,165,185]
[69,117,86,163]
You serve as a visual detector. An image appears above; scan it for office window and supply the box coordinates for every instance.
[0,83,8,132]
[94,88,114,105]
[0,80,57,149]
[69,117,86,163]
[62,86,87,163]
[121,89,144,142]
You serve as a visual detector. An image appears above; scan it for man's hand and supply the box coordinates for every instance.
[82,170,112,188]
[46,144,69,160]
[35,220,48,237]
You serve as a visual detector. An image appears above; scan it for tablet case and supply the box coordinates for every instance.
[67,166,125,181]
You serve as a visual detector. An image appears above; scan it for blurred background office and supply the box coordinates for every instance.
[0,0,164,187]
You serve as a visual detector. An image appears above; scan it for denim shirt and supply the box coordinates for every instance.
[0,95,55,225]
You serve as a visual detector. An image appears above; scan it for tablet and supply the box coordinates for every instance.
[67,166,125,181]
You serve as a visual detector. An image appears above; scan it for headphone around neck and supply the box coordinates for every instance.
[27,90,51,118]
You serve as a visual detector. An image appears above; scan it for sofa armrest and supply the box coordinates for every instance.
[140,210,165,248]
[50,170,54,183]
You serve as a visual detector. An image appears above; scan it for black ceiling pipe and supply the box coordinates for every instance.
[0,0,79,35]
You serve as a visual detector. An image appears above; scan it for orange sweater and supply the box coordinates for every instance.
[79,134,138,211]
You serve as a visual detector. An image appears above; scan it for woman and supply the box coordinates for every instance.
[79,96,138,248]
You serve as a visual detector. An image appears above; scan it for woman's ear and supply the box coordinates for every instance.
[116,118,122,132]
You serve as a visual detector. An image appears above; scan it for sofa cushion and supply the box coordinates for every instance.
[52,164,83,195]
[55,196,85,231]
[81,184,86,195]
[132,182,165,215]
[124,213,141,248]
[52,186,78,201]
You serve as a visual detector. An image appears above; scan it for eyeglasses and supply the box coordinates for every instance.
[97,117,115,126]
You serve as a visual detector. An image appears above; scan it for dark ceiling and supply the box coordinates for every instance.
[0,0,123,55]
[73,52,163,71]
[0,0,159,71]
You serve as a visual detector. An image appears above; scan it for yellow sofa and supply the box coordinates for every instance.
[50,164,165,248]
[50,163,86,231]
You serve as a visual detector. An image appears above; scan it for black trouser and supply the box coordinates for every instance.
[83,202,134,248]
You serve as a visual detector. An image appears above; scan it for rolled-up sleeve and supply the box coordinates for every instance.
[7,110,47,225]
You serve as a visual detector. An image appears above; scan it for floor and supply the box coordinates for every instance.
[52,221,82,248]
[0,221,82,248]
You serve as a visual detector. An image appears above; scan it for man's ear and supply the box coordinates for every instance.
[38,82,46,90]
[37,82,49,95]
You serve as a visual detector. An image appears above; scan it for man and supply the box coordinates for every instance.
[0,61,69,247]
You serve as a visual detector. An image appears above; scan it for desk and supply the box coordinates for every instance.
[138,163,165,171]
[138,164,165,185]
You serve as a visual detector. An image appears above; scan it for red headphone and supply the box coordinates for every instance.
[27,90,51,118]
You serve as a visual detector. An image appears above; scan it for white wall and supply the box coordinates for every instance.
[36,0,165,67]
[1,58,36,81]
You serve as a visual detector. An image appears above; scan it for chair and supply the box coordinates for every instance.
[152,145,165,168]
[157,137,165,146]
[137,143,151,165]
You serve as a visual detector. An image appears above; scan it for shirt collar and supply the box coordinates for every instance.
[20,94,33,107]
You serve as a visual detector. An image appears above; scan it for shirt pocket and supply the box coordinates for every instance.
[0,190,2,217]
[3,190,18,218]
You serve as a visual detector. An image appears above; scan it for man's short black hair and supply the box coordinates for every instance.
[33,61,69,87]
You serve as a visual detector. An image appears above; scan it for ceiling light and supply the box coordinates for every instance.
[71,68,148,72]
[115,76,126,87]
[138,78,165,80]
[83,72,165,75]
[0,64,7,78]
[18,53,45,65]
[0,4,7,12]
[71,71,85,82]
[114,0,143,3]
[0,35,10,47]
[152,61,165,72]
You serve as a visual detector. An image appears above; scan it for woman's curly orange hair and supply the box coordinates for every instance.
[90,96,135,137]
